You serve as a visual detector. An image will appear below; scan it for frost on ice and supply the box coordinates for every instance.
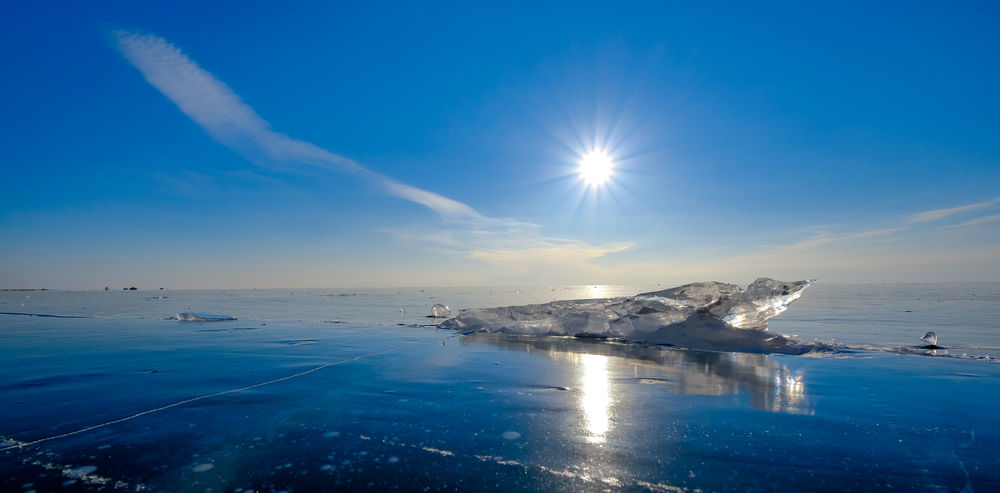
[440,278,815,353]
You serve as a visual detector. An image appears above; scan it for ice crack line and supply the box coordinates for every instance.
[1,337,445,452]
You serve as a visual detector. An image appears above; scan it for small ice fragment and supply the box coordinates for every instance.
[322,431,340,438]
[387,456,400,464]
[192,463,214,472]
[320,464,333,471]
[921,331,938,345]
[502,431,521,440]
[431,304,451,318]
[175,312,237,322]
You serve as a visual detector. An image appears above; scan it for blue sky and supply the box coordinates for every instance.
[2,1,998,289]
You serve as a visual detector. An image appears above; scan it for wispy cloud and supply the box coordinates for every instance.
[640,201,1000,282]
[114,30,483,221]
[945,213,1000,230]
[114,29,628,272]
[755,227,905,255]
[908,197,1000,224]
[601,220,998,284]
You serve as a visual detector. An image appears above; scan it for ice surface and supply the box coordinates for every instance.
[172,312,238,322]
[440,278,815,353]
[1,284,998,491]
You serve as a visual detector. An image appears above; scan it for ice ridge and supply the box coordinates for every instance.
[439,278,815,354]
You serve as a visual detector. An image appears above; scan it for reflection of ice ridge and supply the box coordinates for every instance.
[440,278,815,354]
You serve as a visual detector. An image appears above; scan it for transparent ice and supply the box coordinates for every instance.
[430,304,451,318]
[440,278,815,353]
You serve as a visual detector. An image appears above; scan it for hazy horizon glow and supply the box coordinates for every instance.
[1,3,998,289]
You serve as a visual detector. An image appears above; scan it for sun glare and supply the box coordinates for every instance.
[578,149,614,186]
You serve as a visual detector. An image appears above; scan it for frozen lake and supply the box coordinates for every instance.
[1,283,998,491]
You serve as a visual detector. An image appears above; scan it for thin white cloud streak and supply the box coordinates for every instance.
[684,227,907,279]
[908,197,1000,224]
[945,213,1000,230]
[114,29,629,272]
[761,228,906,254]
[114,30,482,222]
[602,224,1000,284]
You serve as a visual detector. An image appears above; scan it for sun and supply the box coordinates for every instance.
[578,149,614,186]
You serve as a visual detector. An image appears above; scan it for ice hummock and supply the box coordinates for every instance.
[439,278,815,354]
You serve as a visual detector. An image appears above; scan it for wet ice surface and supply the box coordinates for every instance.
[1,285,999,491]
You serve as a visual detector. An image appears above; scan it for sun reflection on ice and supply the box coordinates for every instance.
[585,285,607,299]
[772,369,809,413]
[578,354,613,443]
